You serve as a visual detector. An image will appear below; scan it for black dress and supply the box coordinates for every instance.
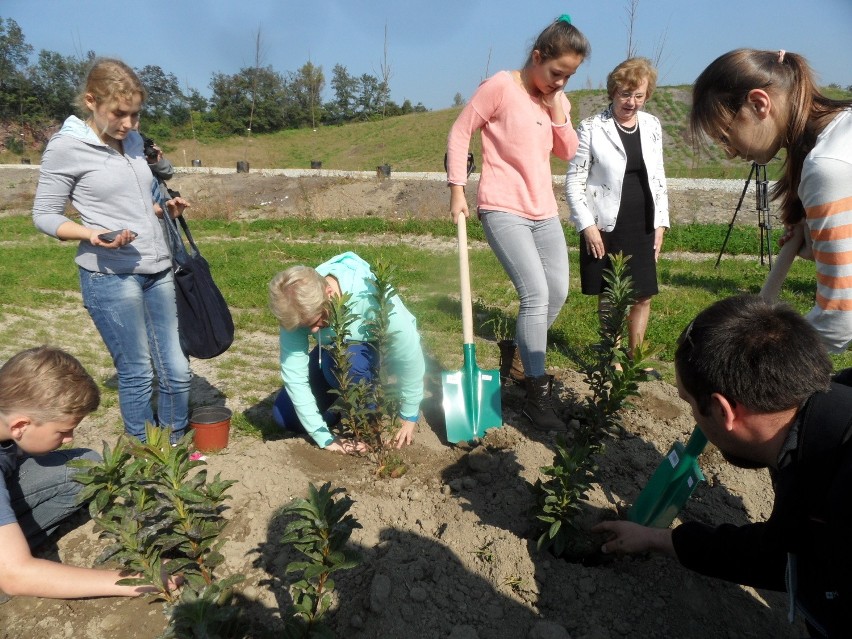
[579,122,659,298]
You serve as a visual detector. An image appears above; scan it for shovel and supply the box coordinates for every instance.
[441,214,502,443]
[627,426,708,528]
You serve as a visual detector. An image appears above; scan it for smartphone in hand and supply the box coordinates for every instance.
[98,229,138,243]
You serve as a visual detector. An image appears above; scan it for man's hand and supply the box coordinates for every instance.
[591,520,675,557]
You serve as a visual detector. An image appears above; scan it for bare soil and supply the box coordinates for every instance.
[0,167,801,638]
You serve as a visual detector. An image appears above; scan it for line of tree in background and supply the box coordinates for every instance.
[0,16,427,148]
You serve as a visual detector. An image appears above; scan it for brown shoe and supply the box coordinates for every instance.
[498,340,525,386]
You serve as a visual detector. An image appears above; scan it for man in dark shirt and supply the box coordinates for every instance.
[594,295,852,637]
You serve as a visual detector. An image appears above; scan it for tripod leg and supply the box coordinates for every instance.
[716,163,757,268]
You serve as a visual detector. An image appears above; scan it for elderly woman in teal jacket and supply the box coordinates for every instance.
[268,252,426,454]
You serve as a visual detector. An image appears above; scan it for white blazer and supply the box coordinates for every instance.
[566,107,669,233]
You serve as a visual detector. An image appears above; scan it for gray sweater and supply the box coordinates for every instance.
[32,116,172,275]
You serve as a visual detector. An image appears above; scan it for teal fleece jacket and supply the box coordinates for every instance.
[32,115,172,275]
[278,252,426,447]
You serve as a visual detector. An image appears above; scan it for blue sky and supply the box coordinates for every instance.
[4,0,851,110]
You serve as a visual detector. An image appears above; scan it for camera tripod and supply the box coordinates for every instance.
[715,162,773,268]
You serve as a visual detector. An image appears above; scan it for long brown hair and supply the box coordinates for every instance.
[524,16,590,68]
[691,49,852,224]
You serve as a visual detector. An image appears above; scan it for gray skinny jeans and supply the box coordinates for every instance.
[481,211,569,377]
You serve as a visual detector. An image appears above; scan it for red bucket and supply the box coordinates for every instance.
[189,406,232,453]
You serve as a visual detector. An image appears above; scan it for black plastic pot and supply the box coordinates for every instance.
[20,157,30,164]
[236,161,249,173]
[310,160,322,169]
[191,159,202,167]
[376,163,391,178]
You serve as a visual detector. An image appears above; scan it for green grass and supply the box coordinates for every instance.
[4,214,851,367]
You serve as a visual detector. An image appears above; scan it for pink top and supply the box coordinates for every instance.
[447,70,578,220]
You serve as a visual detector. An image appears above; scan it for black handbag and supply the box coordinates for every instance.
[163,215,234,359]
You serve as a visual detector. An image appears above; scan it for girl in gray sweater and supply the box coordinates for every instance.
[32,58,190,443]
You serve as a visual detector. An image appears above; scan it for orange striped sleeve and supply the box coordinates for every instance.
[812,249,852,266]
[807,195,852,219]
[816,292,852,311]
[816,272,852,289]
[811,224,852,242]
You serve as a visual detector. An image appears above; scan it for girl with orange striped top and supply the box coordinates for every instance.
[691,49,852,352]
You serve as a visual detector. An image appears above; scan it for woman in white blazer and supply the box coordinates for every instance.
[566,57,669,374]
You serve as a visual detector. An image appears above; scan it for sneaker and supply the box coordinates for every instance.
[189,451,207,462]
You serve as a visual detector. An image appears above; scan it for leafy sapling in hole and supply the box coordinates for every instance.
[529,253,652,556]
[324,259,410,476]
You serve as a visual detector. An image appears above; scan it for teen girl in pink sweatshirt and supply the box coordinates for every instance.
[447,15,588,431]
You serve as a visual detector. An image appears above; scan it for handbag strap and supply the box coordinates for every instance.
[175,215,201,254]
[164,215,201,258]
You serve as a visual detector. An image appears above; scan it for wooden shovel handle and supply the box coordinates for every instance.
[457,215,474,344]
[760,233,802,302]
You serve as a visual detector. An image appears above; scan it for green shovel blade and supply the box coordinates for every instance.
[628,426,708,528]
[442,344,503,443]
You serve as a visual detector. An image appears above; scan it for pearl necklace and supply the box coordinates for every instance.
[614,118,638,135]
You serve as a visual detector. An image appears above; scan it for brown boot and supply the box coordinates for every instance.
[522,375,567,432]
[498,340,525,386]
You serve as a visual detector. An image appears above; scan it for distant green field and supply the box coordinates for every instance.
[12,85,849,178]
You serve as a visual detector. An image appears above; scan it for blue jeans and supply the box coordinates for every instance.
[481,211,569,377]
[273,343,377,432]
[79,267,191,441]
[9,448,101,548]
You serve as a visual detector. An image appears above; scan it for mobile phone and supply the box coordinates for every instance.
[98,229,137,242]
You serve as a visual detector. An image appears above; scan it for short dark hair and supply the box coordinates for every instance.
[675,295,832,415]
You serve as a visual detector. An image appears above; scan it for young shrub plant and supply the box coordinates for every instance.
[279,482,363,638]
[325,258,406,477]
[529,253,653,557]
[70,424,244,637]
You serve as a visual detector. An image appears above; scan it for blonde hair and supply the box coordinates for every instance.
[268,266,328,331]
[0,346,100,423]
[607,57,657,101]
[74,57,146,115]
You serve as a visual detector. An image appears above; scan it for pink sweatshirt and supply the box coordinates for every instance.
[447,71,578,220]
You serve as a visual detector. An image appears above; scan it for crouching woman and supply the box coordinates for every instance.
[268,252,426,454]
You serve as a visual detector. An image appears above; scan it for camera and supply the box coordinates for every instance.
[143,137,158,162]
